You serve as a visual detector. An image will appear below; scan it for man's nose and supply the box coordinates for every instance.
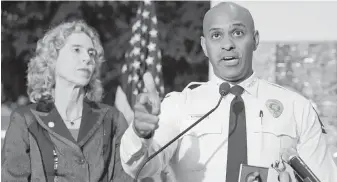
[221,38,235,51]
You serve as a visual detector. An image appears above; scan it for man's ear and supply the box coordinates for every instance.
[253,30,260,51]
[200,36,208,57]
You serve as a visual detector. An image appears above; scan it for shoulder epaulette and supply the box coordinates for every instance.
[261,80,296,92]
[184,82,206,91]
[312,106,327,134]
[188,84,202,89]
[262,80,285,89]
[163,91,179,99]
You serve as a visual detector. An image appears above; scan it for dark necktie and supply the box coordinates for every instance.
[226,85,247,182]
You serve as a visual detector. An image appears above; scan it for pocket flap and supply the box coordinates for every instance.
[262,122,297,138]
[181,114,222,137]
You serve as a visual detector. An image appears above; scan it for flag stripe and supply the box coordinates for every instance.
[121,1,164,108]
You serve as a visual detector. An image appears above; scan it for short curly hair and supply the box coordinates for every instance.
[27,20,105,103]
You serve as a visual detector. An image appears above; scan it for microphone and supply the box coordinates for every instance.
[133,82,231,182]
[281,148,321,182]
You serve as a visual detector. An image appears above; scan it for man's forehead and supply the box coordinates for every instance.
[203,2,254,33]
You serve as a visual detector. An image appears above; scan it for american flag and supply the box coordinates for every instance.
[121,0,165,108]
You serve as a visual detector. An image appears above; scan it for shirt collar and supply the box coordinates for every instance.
[210,72,259,97]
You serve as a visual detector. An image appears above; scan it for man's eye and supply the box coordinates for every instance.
[73,48,81,53]
[233,30,244,37]
[211,32,222,39]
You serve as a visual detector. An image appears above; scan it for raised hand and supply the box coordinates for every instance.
[133,72,161,138]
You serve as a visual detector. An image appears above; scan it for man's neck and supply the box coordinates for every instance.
[229,71,254,85]
[54,76,84,120]
[213,71,254,86]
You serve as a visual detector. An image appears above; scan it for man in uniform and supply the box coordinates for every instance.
[120,2,337,182]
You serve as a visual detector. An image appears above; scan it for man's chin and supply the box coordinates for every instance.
[219,74,245,84]
[216,69,253,83]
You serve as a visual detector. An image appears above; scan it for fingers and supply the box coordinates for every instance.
[134,119,159,132]
[143,72,160,115]
[137,93,150,105]
[134,108,159,124]
[134,110,159,136]
[136,94,160,115]
[132,72,161,138]
[278,171,291,182]
[143,72,158,96]
[134,100,160,137]
[149,95,160,115]
[247,172,261,182]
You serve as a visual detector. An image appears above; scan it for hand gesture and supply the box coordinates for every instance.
[133,72,161,138]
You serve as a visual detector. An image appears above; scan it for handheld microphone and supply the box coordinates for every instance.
[281,148,321,182]
[133,82,231,182]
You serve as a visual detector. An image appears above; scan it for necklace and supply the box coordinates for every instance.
[65,116,82,125]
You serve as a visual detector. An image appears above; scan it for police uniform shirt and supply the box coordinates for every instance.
[120,73,337,182]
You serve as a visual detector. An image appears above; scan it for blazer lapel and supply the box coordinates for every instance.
[77,100,108,146]
[31,99,108,148]
[32,101,78,148]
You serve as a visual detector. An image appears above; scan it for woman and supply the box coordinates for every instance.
[1,20,133,182]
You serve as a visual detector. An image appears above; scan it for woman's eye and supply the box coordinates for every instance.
[88,50,97,57]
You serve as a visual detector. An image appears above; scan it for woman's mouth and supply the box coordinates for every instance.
[77,68,91,76]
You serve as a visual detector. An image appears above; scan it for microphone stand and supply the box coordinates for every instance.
[133,91,228,182]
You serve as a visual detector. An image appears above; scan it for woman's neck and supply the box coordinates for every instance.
[54,76,85,121]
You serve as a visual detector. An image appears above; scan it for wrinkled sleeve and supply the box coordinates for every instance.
[1,110,31,181]
[295,100,337,182]
[120,92,185,179]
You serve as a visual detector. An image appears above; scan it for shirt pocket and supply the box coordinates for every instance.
[181,114,222,137]
[176,114,223,172]
[259,121,298,163]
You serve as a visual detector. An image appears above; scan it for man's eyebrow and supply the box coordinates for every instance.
[71,44,83,47]
[208,28,222,32]
[230,23,246,28]
[208,23,246,32]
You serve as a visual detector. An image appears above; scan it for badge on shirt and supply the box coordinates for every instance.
[266,99,284,118]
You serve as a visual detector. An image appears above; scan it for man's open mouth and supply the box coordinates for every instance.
[221,56,239,66]
[222,56,236,60]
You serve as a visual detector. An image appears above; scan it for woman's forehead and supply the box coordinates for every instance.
[64,32,94,48]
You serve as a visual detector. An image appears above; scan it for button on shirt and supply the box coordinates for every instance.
[120,73,337,182]
[76,157,86,165]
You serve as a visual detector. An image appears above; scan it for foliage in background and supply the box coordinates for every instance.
[2,0,337,162]
[275,43,337,127]
[1,1,210,104]
[2,1,336,125]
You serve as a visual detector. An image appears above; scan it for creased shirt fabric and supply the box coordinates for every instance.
[120,74,337,182]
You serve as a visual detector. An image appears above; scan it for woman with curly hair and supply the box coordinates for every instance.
[2,20,133,182]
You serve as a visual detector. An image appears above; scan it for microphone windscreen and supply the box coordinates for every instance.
[219,82,231,96]
[281,148,298,162]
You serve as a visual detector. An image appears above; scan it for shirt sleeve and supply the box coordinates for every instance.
[295,99,337,182]
[1,109,31,181]
[120,92,185,179]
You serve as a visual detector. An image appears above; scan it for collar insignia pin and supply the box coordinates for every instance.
[48,121,55,128]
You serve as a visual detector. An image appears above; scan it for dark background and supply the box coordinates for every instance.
[1,1,210,106]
